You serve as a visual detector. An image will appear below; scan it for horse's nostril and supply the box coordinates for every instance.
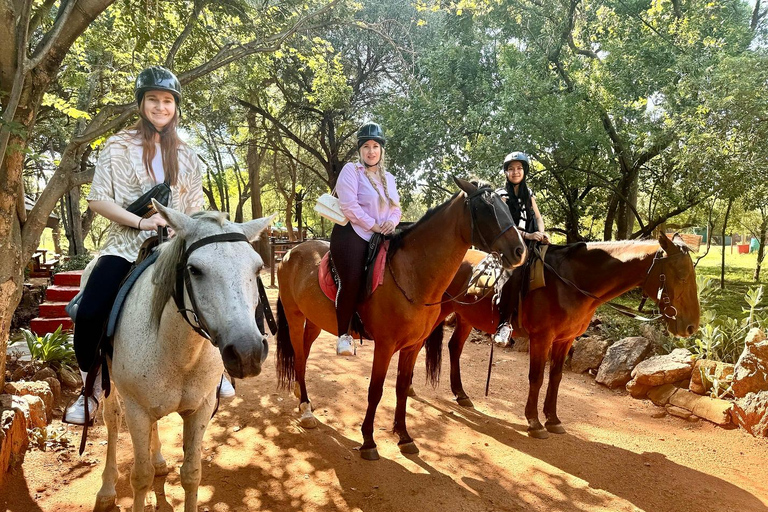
[515,246,525,259]
[687,324,696,336]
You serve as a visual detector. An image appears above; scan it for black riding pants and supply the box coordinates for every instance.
[330,222,368,336]
[73,255,133,371]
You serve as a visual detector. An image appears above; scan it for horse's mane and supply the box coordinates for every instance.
[388,191,461,256]
[584,240,663,262]
[150,211,229,327]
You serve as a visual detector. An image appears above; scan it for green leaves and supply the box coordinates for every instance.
[11,326,77,370]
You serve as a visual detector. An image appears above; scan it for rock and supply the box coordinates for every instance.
[689,359,735,396]
[3,381,54,420]
[58,366,82,390]
[668,389,733,426]
[731,391,768,437]
[571,336,610,374]
[732,328,768,398]
[595,337,653,388]
[0,395,30,487]
[647,383,679,406]
[626,349,694,398]
[10,364,34,382]
[666,404,692,419]
[32,366,58,382]
[43,377,61,403]
[20,395,47,428]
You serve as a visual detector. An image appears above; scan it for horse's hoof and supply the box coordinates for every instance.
[545,423,566,434]
[398,441,419,455]
[93,494,116,512]
[407,385,416,397]
[528,428,549,439]
[456,396,474,408]
[298,402,317,429]
[360,447,380,461]
[293,382,301,400]
[153,461,170,476]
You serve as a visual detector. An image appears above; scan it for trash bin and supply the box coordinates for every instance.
[750,238,760,253]
[738,244,749,254]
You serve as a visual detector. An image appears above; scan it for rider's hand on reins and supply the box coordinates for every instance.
[526,231,549,244]
[139,213,168,232]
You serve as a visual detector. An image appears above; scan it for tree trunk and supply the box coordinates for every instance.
[604,193,618,240]
[247,113,270,259]
[721,197,734,290]
[754,217,767,282]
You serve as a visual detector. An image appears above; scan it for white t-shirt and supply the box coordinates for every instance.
[150,143,165,183]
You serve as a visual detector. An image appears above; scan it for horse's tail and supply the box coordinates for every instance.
[275,297,295,388]
[424,320,444,388]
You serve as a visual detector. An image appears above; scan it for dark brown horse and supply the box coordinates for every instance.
[276,178,527,460]
[424,234,700,438]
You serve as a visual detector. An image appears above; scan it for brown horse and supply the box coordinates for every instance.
[276,178,527,460]
[424,234,700,438]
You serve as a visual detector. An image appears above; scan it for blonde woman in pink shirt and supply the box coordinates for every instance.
[331,122,402,356]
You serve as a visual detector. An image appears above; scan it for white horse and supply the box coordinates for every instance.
[91,201,273,512]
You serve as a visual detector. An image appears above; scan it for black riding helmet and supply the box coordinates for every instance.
[357,122,386,149]
[502,151,530,174]
[135,66,182,105]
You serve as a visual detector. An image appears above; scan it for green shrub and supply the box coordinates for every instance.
[54,254,93,274]
[11,325,76,370]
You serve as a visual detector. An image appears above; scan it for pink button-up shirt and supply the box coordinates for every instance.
[336,162,402,241]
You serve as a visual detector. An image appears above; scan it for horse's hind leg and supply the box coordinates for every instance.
[525,335,552,439]
[295,320,321,428]
[94,388,121,512]
[448,315,473,407]
[543,340,571,434]
[360,343,396,461]
[393,345,421,455]
[150,422,170,475]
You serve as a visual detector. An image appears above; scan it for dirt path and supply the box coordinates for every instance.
[3,296,767,511]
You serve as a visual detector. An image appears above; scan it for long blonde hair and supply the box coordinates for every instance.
[361,148,399,208]
[132,97,182,186]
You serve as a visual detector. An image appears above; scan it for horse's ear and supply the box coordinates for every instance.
[153,199,193,236]
[658,232,680,254]
[453,176,478,195]
[241,213,276,243]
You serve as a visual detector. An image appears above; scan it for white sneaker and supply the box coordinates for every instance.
[218,374,235,398]
[493,323,512,347]
[336,334,355,356]
[63,394,99,425]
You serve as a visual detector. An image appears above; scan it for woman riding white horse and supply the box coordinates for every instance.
[93,201,273,512]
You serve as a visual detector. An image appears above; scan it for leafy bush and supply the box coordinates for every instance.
[54,254,93,274]
[11,325,76,370]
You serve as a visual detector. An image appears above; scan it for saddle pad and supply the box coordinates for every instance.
[318,241,389,302]
[529,244,549,292]
[106,250,160,337]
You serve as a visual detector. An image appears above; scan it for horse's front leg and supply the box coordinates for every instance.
[180,397,217,512]
[393,345,421,455]
[360,343,395,461]
[448,315,473,407]
[150,421,170,475]
[94,387,121,512]
[525,335,552,439]
[123,401,156,512]
[542,340,571,434]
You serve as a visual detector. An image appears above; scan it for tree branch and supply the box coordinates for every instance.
[165,0,207,69]
[25,0,77,72]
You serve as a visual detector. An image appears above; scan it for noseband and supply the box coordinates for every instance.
[465,187,516,254]
[172,232,252,345]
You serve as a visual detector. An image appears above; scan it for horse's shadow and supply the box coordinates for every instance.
[418,396,768,512]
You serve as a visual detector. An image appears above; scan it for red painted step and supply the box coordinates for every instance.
[53,270,83,287]
[45,285,80,302]
[29,317,73,335]
[38,301,69,319]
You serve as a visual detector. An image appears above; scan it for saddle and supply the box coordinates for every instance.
[318,234,389,302]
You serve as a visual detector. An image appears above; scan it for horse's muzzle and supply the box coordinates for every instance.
[220,334,269,379]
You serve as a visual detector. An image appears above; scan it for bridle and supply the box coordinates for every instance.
[638,249,690,321]
[172,232,253,344]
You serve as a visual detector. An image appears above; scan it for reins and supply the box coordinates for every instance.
[173,232,252,342]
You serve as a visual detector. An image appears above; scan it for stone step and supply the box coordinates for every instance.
[29,317,73,335]
[45,285,79,302]
[38,302,69,319]
[52,270,83,287]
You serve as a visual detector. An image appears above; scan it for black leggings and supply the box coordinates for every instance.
[73,255,133,371]
[330,222,368,336]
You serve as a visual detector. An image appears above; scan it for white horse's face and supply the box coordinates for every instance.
[155,200,275,379]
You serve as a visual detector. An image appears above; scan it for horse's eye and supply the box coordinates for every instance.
[188,265,203,276]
